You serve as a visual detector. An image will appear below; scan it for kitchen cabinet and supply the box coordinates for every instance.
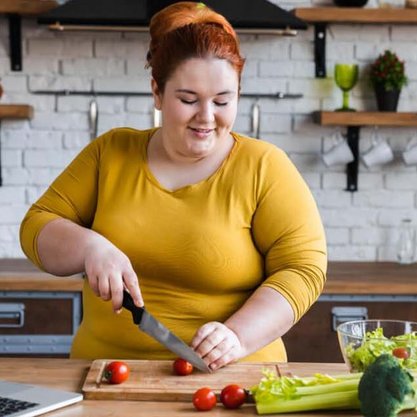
[314,111,417,192]
[293,7,417,78]
[0,259,83,357]
[283,261,417,363]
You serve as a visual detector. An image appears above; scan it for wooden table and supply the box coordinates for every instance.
[3,358,417,416]
[0,358,366,416]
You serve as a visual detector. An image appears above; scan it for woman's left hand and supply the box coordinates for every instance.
[191,322,243,371]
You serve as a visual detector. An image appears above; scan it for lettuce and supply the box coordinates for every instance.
[345,327,417,372]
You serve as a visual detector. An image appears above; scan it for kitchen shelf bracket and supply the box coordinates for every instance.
[314,23,327,78]
[8,14,22,71]
[346,126,360,192]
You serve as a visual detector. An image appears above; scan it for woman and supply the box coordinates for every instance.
[20,2,327,371]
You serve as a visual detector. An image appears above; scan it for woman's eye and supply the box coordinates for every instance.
[180,99,196,104]
[214,102,228,107]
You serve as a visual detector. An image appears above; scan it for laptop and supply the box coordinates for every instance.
[0,380,83,417]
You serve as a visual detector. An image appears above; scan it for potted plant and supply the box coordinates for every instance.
[369,49,408,111]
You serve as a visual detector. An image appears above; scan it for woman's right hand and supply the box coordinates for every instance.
[84,236,143,312]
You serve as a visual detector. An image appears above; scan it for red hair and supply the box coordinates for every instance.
[147,2,245,92]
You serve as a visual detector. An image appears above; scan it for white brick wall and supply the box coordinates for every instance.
[0,2,416,260]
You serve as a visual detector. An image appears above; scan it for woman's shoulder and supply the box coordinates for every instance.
[232,132,288,161]
[98,127,156,146]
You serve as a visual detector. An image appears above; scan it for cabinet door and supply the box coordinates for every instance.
[282,299,417,363]
[0,298,74,335]
[0,292,82,357]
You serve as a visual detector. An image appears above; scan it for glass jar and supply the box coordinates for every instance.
[396,218,415,265]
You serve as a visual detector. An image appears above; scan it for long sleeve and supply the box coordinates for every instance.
[20,132,102,269]
[251,147,327,322]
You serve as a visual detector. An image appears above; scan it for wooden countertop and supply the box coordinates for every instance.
[325,261,417,295]
[1,258,417,294]
[0,258,84,291]
[0,358,365,416]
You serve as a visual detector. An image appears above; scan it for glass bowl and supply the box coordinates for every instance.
[337,319,417,372]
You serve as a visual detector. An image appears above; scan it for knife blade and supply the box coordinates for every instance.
[122,291,211,373]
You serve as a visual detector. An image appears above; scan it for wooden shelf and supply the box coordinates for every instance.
[314,111,417,126]
[313,111,417,192]
[0,0,58,15]
[0,104,33,120]
[294,7,417,77]
[0,1,58,71]
[295,7,417,23]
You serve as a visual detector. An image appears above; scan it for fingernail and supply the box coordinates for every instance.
[210,364,218,371]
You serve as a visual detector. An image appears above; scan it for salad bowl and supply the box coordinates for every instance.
[337,319,417,372]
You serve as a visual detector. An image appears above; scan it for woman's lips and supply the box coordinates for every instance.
[189,127,214,138]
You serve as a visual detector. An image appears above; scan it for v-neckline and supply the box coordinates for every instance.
[142,129,239,194]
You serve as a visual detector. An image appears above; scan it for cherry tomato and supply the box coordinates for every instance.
[192,387,217,411]
[104,361,130,384]
[173,358,193,376]
[220,384,247,409]
[392,347,410,359]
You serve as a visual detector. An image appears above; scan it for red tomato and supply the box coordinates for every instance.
[104,361,130,384]
[192,387,217,411]
[173,358,193,376]
[392,347,410,359]
[220,384,247,409]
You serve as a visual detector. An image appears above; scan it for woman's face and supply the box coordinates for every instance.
[152,57,239,160]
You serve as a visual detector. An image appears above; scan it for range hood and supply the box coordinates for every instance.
[37,0,307,36]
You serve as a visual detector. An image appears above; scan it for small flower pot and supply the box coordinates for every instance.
[374,84,401,112]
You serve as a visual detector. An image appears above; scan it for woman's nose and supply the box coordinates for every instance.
[196,103,215,122]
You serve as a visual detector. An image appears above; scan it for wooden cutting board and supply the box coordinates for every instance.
[82,360,348,402]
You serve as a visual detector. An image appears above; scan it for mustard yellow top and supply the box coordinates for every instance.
[20,128,327,362]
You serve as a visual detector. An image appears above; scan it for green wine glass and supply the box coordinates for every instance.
[334,63,359,112]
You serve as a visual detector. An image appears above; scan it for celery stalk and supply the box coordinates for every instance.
[252,370,363,415]
[295,378,360,396]
[256,390,360,414]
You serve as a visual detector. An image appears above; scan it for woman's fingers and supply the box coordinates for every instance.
[122,269,144,307]
[84,240,142,311]
[191,322,218,351]
[191,322,242,370]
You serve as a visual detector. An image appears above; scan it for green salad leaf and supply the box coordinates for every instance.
[345,327,417,372]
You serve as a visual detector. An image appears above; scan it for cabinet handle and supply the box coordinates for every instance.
[331,306,368,332]
[0,303,25,328]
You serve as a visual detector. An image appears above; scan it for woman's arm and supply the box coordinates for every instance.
[20,132,143,311]
[192,146,327,370]
[37,217,143,311]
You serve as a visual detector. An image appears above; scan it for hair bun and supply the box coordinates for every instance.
[148,1,237,63]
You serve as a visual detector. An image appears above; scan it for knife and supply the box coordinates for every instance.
[122,291,211,373]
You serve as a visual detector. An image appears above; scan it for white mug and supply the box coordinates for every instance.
[402,138,417,166]
[361,129,394,168]
[322,131,354,167]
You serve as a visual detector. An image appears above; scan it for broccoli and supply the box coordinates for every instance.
[358,353,417,417]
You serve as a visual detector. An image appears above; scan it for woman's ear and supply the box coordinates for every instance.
[151,79,162,111]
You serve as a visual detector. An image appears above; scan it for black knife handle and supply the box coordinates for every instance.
[122,290,144,324]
